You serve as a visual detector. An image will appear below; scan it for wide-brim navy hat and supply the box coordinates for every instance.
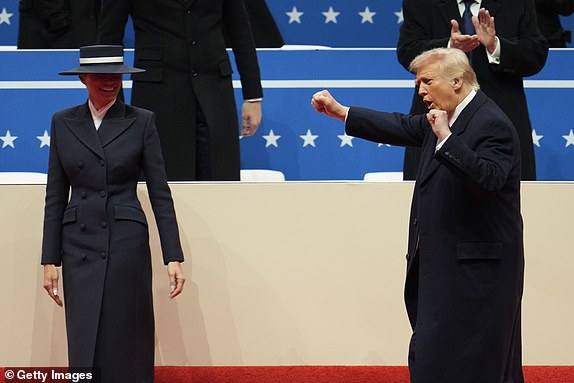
[59,45,144,75]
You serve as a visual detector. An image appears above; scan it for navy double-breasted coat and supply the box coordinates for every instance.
[346,90,525,383]
[41,99,184,382]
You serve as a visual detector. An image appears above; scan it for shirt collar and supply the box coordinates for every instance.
[449,89,476,127]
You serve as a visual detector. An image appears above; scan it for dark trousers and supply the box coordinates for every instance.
[195,103,212,180]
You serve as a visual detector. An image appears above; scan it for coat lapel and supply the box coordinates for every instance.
[437,0,462,27]
[418,91,487,185]
[97,100,136,148]
[63,103,105,159]
[480,0,500,17]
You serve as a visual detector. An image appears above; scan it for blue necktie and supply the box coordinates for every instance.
[462,0,475,35]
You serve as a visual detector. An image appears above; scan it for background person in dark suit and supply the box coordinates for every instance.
[535,0,574,47]
[312,48,525,383]
[397,0,548,181]
[41,45,185,383]
[17,0,100,48]
[97,0,263,181]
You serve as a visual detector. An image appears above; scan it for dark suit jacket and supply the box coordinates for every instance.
[41,100,183,381]
[98,0,263,181]
[535,0,574,47]
[397,0,549,181]
[346,91,525,382]
[17,0,99,48]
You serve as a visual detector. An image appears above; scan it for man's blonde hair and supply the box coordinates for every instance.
[408,48,480,90]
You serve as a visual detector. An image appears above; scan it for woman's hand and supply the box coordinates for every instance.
[43,264,63,307]
[167,261,185,300]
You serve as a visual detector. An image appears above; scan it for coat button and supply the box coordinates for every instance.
[413,218,418,226]
[99,159,105,166]
[100,191,106,198]
[78,161,84,169]
[80,223,86,231]
[101,252,107,259]
[100,221,107,229]
[81,253,87,261]
[81,192,87,199]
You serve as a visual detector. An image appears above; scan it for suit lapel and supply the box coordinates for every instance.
[97,100,136,148]
[480,0,500,17]
[418,91,487,185]
[438,0,462,27]
[63,103,105,159]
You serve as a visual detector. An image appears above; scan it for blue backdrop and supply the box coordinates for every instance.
[1,0,574,47]
[1,49,573,181]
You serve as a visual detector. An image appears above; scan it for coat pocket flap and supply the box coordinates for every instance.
[457,241,502,260]
[136,48,162,61]
[62,206,77,224]
[114,205,148,225]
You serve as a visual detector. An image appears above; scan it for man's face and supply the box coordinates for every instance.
[80,73,122,108]
[415,62,458,115]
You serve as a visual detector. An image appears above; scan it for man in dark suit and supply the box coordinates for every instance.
[398,0,548,181]
[312,48,525,383]
[17,0,100,48]
[535,0,574,47]
[97,0,263,181]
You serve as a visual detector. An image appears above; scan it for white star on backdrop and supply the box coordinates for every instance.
[1,130,17,148]
[532,130,543,147]
[263,130,281,148]
[562,129,574,148]
[286,6,304,24]
[395,9,404,24]
[37,130,51,148]
[0,7,13,25]
[338,134,354,147]
[359,7,376,24]
[323,6,340,24]
[300,129,319,147]
[378,143,392,148]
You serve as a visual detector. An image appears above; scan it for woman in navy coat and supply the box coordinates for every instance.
[41,45,185,383]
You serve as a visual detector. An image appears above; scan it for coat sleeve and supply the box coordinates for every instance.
[140,112,185,265]
[97,0,133,44]
[41,115,70,266]
[345,107,428,148]
[494,0,549,76]
[222,0,263,100]
[435,117,517,194]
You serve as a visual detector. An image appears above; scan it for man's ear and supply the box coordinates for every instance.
[451,77,463,91]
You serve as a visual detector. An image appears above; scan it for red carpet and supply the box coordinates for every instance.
[2,366,573,382]
[154,366,574,383]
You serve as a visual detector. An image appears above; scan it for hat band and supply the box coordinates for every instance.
[80,56,124,65]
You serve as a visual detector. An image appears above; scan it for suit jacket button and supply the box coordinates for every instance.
[80,223,86,231]
[100,191,106,198]
[101,221,107,229]
[101,252,106,259]
[99,160,105,166]
[78,161,84,168]
[81,192,87,199]
[413,218,418,226]
[81,253,87,261]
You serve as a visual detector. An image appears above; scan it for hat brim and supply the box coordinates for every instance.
[59,64,145,75]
